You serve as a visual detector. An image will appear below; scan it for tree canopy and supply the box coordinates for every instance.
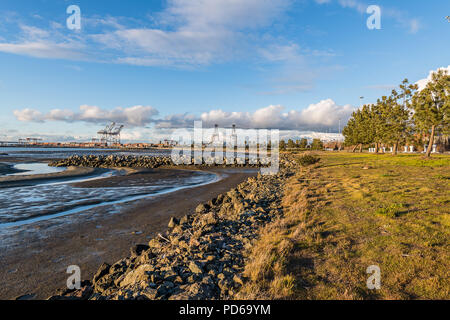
[343,71,449,157]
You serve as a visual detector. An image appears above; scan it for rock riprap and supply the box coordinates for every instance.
[49,155,297,300]
[49,155,272,169]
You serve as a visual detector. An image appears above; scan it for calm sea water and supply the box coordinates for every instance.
[5,163,66,176]
[0,147,171,160]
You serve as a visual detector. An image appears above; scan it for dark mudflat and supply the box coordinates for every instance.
[0,167,257,300]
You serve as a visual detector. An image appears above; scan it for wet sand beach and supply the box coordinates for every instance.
[0,165,257,300]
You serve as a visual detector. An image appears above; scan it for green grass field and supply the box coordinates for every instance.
[238,152,450,300]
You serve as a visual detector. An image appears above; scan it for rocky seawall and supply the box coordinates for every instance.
[50,155,173,169]
[49,154,296,300]
[49,154,270,169]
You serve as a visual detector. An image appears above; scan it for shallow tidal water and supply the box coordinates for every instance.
[0,147,171,160]
[0,169,217,228]
[5,163,66,176]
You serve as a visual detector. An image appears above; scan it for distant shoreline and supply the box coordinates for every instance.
[0,145,172,151]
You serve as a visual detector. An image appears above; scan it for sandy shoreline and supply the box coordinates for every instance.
[0,166,257,300]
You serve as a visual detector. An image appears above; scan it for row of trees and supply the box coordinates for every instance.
[280,138,324,150]
[343,69,449,157]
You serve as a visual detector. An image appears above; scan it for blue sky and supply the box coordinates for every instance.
[0,0,449,142]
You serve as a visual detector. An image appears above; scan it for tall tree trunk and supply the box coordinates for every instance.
[392,142,398,155]
[426,125,436,158]
[351,145,357,153]
[359,144,363,152]
[375,143,379,154]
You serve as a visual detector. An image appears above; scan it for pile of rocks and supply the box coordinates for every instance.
[50,155,173,169]
[50,155,297,300]
[50,154,270,169]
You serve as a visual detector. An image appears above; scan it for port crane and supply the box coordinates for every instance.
[97,122,124,145]
[207,124,237,146]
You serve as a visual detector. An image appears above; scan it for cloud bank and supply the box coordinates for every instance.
[13,99,355,132]
[198,99,354,131]
[14,105,159,126]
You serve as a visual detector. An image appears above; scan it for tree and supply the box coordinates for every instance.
[279,140,286,151]
[360,105,377,150]
[343,113,358,151]
[379,80,417,155]
[371,98,389,153]
[287,139,296,149]
[387,79,418,155]
[343,71,448,157]
[343,105,375,152]
[299,138,308,149]
[412,69,450,157]
[311,138,323,150]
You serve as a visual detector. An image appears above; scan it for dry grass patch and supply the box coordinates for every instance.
[236,152,450,300]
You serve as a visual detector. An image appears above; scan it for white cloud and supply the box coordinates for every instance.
[160,0,290,30]
[91,0,291,67]
[259,43,304,63]
[46,108,76,121]
[14,105,159,126]
[416,66,450,91]
[298,99,354,127]
[154,113,198,129]
[0,0,294,67]
[0,23,87,60]
[0,41,86,60]
[13,99,355,132]
[337,0,366,13]
[199,99,355,130]
[20,25,50,39]
[13,108,44,122]
[94,27,230,66]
